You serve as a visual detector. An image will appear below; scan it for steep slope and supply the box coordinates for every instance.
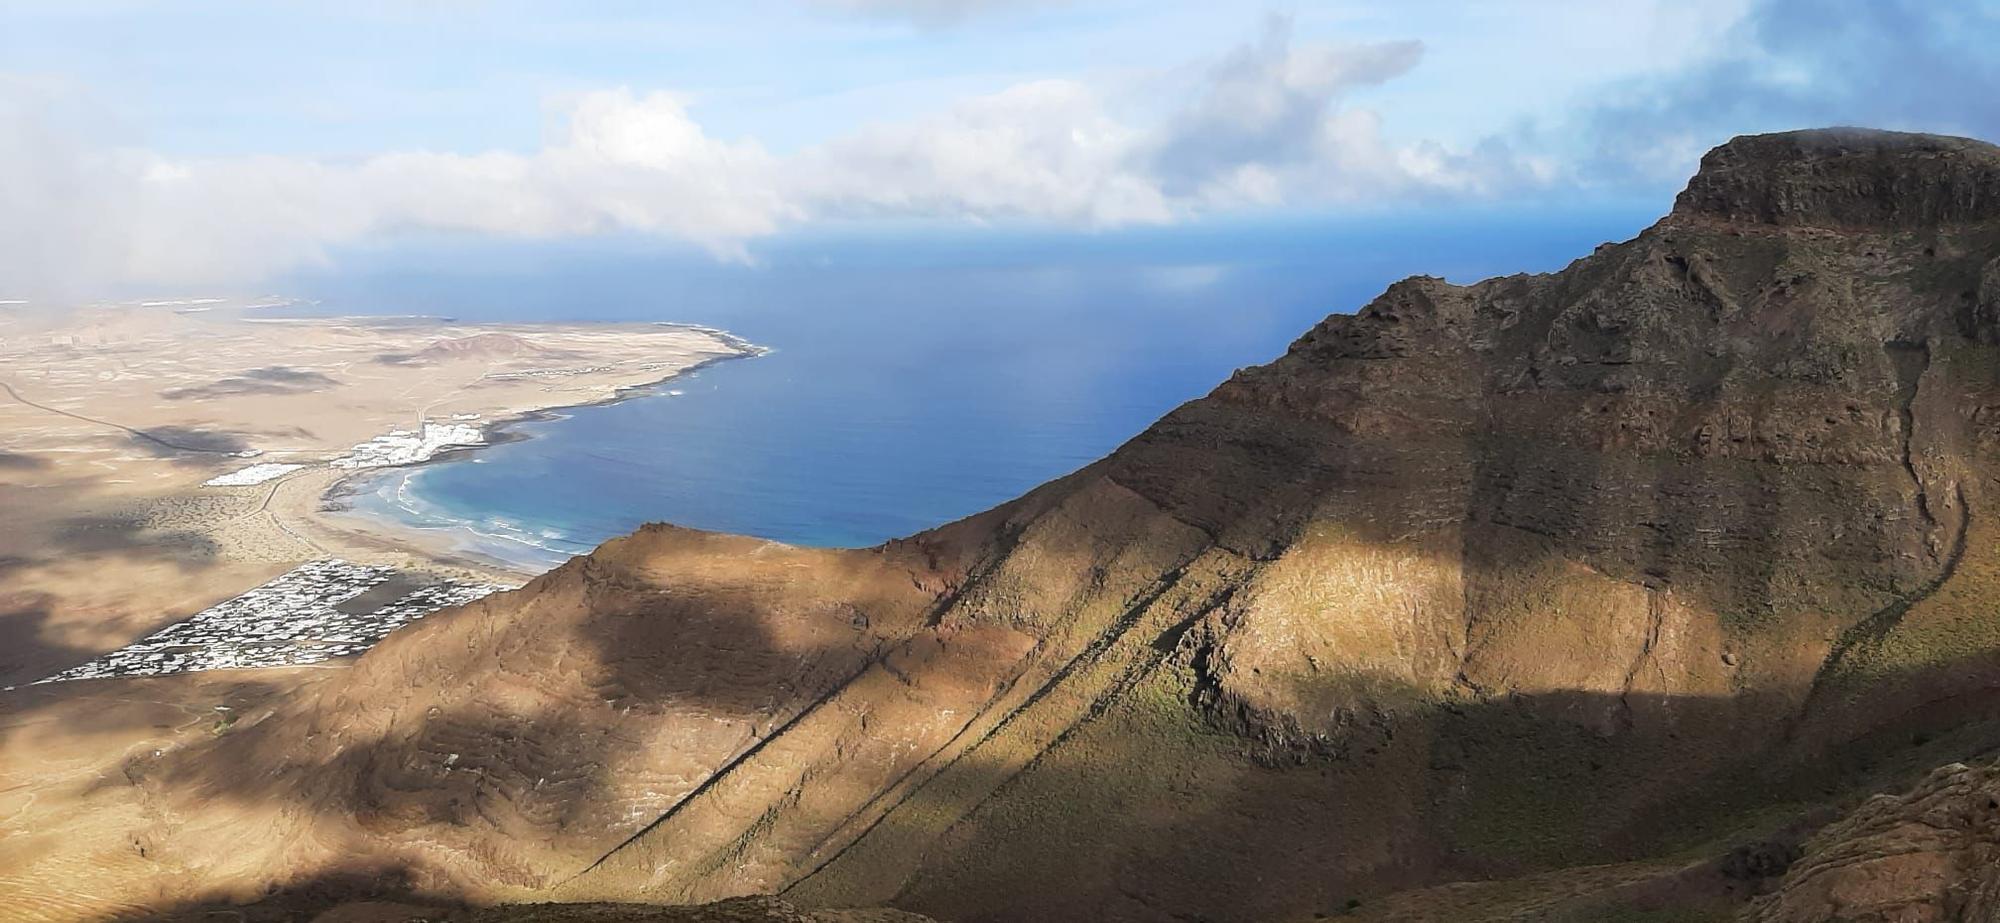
[1750,758,2000,922]
[145,895,937,923]
[109,128,2000,922]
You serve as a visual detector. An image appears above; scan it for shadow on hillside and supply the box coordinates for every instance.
[26,307,2000,921]
[27,428,1985,923]
[863,675,2000,923]
[0,671,298,751]
[1,381,1987,914]
[60,530,938,858]
[69,671,2000,923]
[13,491,1973,923]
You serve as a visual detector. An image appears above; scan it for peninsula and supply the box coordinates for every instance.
[0,301,761,688]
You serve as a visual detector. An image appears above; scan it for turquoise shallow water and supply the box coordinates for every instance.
[298,210,1660,570]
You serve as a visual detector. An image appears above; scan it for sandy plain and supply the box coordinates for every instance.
[0,300,761,921]
[0,299,759,688]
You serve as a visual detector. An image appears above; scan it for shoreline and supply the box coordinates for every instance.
[0,307,769,686]
[307,328,770,578]
[461,325,768,460]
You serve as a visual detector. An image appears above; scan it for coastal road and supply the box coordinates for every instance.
[0,379,247,456]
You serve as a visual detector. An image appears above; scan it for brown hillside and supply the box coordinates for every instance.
[29,128,2000,923]
[1749,758,2000,922]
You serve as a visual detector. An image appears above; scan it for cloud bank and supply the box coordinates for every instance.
[1577,0,2000,184]
[0,18,1531,295]
[9,0,1998,298]
[808,0,1068,28]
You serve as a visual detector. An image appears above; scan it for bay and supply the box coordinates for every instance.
[293,208,1659,569]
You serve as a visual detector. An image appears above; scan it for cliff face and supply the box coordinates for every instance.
[135,129,2000,922]
[1751,760,2000,923]
[1676,128,2000,229]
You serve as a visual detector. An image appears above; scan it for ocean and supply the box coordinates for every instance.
[294,207,1660,570]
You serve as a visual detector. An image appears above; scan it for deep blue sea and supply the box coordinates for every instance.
[288,207,1660,570]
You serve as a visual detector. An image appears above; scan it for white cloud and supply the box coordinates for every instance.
[792,79,1173,226]
[1574,0,2000,186]
[1150,18,1423,194]
[0,22,1548,295]
[805,0,1069,28]
[3,88,794,293]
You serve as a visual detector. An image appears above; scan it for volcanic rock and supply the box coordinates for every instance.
[118,128,2000,922]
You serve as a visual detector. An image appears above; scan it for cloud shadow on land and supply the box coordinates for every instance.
[62,423,2000,923]
[130,424,253,461]
[45,513,222,569]
[0,449,50,471]
[0,365,1984,919]
[69,664,2000,923]
[160,366,341,401]
[0,594,100,689]
[51,529,934,903]
[64,451,1975,917]
[34,230,2000,920]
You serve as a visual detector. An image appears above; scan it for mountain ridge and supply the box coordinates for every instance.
[58,126,2000,923]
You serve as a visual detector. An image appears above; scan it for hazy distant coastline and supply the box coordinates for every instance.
[247,321,770,581]
[324,327,768,574]
[0,303,762,686]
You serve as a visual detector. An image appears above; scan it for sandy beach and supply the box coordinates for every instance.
[0,299,775,921]
[0,301,767,919]
[0,300,762,688]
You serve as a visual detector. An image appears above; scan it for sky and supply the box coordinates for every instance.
[3,0,1998,298]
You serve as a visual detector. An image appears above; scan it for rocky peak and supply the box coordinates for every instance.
[86,125,2000,923]
[1673,127,2000,229]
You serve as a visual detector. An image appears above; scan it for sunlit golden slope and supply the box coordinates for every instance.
[16,128,2000,923]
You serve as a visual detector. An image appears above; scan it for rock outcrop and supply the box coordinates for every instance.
[1676,128,2000,229]
[1751,760,2000,922]
[151,895,937,923]
[119,129,2000,922]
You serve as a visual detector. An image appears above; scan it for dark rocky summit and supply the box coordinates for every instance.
[1677,128,2000,229]
[122,128,2000,922]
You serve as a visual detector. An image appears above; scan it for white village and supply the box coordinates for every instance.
[28,560,514,685]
